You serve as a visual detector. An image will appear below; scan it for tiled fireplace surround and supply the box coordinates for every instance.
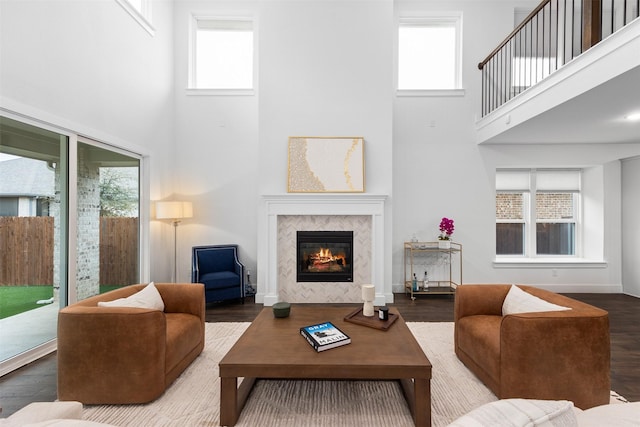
[257,195,389,306]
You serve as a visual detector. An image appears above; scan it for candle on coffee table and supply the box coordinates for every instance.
[362,284,375,317]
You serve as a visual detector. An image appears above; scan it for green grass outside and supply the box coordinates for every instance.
[0,285,127,319]
[100,285,122,294]
[0,286,53,319]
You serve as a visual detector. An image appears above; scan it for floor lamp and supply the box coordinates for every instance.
[156,201,193,282]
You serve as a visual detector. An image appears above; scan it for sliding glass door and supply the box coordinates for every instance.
[75,140,140,300]
[0,115,143,375]
[0,116,69,373]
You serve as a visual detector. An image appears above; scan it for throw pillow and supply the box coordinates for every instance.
[574,401,640,427]
[502,285,570,316]
[98,282,165,311]
[448,399,578,427]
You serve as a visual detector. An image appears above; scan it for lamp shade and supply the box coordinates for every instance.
[156,201,193,220]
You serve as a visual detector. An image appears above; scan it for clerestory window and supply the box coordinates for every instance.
[397,14,463,93]
[189,17,255,94]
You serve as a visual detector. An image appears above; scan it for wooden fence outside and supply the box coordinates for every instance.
[0,216,138,286]
[0,217,54,285]
[100,217,139,286]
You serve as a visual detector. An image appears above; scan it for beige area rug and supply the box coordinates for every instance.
[82,321,603,426]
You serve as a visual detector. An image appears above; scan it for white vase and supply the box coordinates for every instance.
[438,240,451,249]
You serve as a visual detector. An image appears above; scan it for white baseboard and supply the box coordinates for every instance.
[535,283,624,293]
[0,340,56,377]
[392,283,625,294]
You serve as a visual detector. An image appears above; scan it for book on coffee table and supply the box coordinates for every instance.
[300,322,351,352]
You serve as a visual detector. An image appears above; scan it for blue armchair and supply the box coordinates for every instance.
[192,245,245,304]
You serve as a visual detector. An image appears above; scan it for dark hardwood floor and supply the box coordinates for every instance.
[0,293,638,417]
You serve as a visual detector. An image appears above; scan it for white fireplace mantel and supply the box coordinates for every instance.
[257,194,390,306]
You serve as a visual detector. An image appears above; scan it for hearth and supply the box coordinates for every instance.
[297,231,353,282]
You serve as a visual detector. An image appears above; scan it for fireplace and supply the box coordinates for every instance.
[258,194,387,306]
[297,231,353,282]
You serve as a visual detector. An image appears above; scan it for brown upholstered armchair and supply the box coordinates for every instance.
[57,283,205,404]
[454,284,610,409]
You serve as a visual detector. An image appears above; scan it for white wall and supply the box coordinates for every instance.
[392,0,640,293]
[257,0,394,292]
[172,1,260,282]
[3,0,639,293]
[622,156,640,297]
[172,0,394,285]
[0,0,176,282]
[256,1,394,196]
[392,0,512,290]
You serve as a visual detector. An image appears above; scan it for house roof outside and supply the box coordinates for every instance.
[0,157,55,198]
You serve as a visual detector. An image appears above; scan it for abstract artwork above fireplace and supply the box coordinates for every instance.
[287,137,365,193]
[297,231,353,282]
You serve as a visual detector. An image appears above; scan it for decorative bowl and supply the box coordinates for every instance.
[272,301,291,318]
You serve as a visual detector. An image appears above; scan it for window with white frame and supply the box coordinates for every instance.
[496,169,580,257]
[125,0,143,13]
[115,0,154,35]
[190,17,254,91]
[397,15,462,91]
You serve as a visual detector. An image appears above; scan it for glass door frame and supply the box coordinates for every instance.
[0,111,71,376]
[0,108,150,375]
[73,136,149,304]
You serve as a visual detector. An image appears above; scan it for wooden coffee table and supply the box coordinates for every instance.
[219,306,432,426]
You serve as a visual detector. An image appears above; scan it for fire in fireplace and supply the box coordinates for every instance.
[297,231,353,282]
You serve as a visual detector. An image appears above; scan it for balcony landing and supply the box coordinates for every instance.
[476,18,640,145]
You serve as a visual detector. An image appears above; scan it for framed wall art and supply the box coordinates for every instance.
[287,137,365,193]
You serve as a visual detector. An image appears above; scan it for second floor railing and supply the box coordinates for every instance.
[479,0,639,116]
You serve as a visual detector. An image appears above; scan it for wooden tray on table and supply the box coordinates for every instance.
[343,307,399,330]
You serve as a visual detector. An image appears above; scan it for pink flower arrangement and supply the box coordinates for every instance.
[438,217,454,240]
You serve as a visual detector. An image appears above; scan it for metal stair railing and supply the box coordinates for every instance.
[478,0,639,117]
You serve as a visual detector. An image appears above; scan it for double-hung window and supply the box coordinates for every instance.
[397,14,463,93]
[496,169,580,257]
[189,17,255,93]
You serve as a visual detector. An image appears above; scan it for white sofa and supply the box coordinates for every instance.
[448,399,640,427]
[574,401,640,427]
[0,402,113,427]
